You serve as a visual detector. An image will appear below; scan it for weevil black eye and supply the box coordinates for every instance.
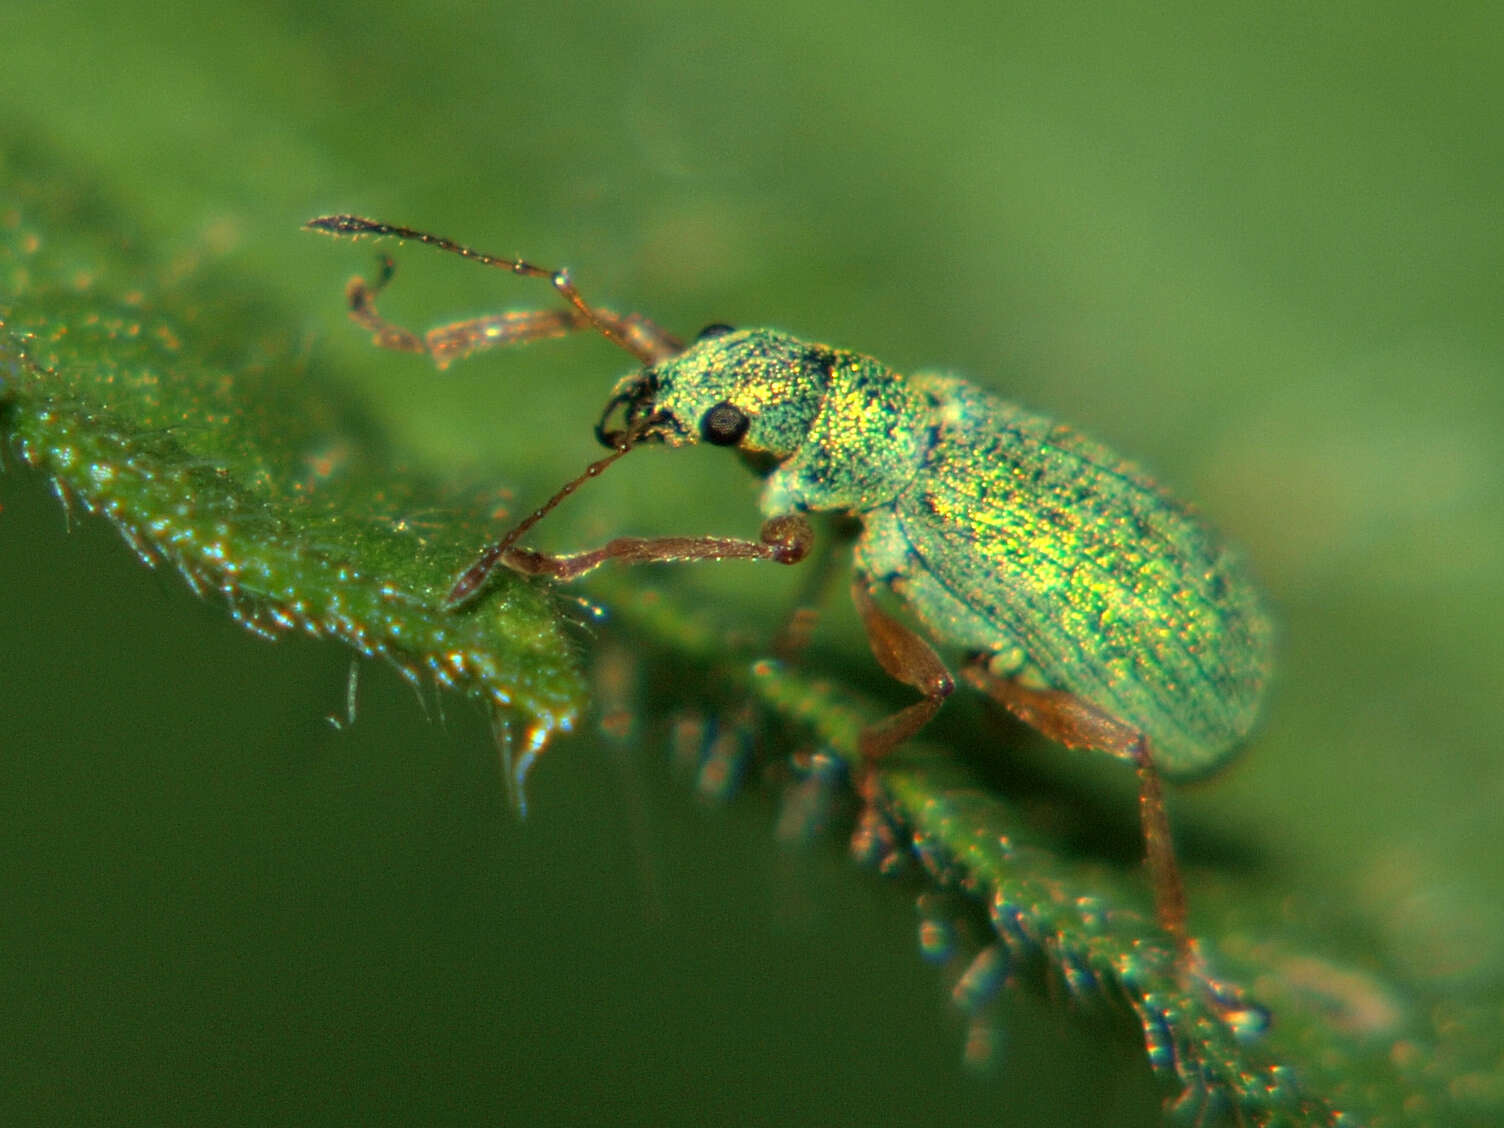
[700,401,749,446]
[696,323,736,341]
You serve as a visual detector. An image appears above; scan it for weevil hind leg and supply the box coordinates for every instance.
[961,663,1190,955]
[850,575,956,762]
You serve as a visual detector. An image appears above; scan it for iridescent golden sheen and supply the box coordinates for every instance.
[623,329,1273,778]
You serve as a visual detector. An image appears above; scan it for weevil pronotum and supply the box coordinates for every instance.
[306,215,1275,953]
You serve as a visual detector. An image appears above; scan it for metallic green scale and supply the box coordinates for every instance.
[624,327,1273,779]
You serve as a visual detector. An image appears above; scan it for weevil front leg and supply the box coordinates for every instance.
[849,575,956,762]
[308,215,685,364]
[501,513,816,580]
[344,253,683,370]
[447,511,816,607]
[961,665,1190,955]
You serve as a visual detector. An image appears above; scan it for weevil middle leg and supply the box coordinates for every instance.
[849,575,956,760]
[770,515,862,662]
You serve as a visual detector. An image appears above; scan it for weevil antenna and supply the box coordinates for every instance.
[304,214,660,365]
[444,431,644,608]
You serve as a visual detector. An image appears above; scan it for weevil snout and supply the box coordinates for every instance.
[595,373,678,448]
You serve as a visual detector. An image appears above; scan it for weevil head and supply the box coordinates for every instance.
[596,326,832,466]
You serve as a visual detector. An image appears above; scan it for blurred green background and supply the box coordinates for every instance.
[2,1,1501,1124]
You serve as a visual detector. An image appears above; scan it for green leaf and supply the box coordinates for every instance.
[1,138,584,785]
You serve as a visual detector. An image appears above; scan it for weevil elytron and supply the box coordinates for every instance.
[306,214,1275,952]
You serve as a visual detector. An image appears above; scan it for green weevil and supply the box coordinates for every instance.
[306,214,1275,952]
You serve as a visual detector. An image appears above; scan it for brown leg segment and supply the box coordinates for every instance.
[308,215,684,365]
[961,665,1189,954]
[502,513,815,581]
[850,576,955,762]
[343,253,683,370]
[444,512,815,607]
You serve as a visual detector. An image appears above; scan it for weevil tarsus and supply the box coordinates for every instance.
[344,252,427,356]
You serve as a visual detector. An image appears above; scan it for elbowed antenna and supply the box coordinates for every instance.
[444,443,634,608]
